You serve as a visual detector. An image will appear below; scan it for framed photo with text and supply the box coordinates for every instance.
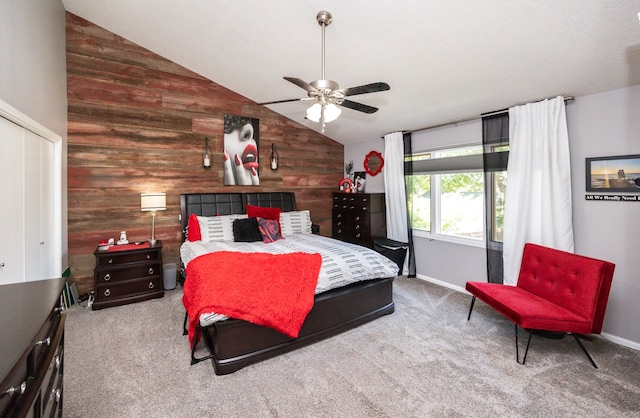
[586,154,640,192]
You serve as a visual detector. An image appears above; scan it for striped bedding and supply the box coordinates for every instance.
[180,234,399,327]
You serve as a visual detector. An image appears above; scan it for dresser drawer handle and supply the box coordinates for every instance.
[2,381,27,397]
[50,388,61,403]
[337,229,342,234]
[36,337,51,347]
[362,207,367,211]
[104,289,111,297]
[362,198,368,202]
[108,258,113,264]
[350,206,355,210]
[104,273,111,281]
[355,216,360,221]
[148,282,154,289]
[55,355,61,368]
[148,268,154,275]
[146,254,151,260]
[336,213,342,218]
[355,225,360,230]
[356,233,361,238]
[337,221,342,226]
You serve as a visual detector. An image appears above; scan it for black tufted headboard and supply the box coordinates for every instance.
[179,192,296,236]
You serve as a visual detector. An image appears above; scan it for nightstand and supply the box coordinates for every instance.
[92,241,164,310]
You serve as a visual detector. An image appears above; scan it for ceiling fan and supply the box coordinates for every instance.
[257,11,390,132]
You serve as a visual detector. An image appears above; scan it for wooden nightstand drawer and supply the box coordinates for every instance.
[95,262,162,284]
[95,277,163,302]
[96,249,160,267]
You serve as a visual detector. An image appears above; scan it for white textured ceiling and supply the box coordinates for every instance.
[61,0,640,144]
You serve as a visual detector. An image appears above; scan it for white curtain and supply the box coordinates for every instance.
[503,96,574,285]
[384,132,409,273]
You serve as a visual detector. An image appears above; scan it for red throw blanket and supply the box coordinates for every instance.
[182,251,322,346]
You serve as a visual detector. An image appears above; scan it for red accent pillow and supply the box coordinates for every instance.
[187,213,201,241]
[246,204,282,230]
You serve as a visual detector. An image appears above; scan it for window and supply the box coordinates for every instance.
[407,146,485,243]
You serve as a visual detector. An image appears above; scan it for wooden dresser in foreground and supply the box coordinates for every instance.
[93,241,164,310]
[0,277,66,418]
[332,192,387,249]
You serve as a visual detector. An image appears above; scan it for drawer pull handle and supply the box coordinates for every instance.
[54,306,64,313]
[146,254,151,260]
[148,268,154,275]
[350,206,355,209]
[104,273,111,281]
[337,221,342,226]
[337,213,342,218]
[2,381,26,397]
[355,216,361,221]
[362,207,367,211]
[148,282,154,289]
[356,233,361,238]
[355,225,360,230]
[36,337,51,347]
[362,198,368,202]
[337,229,342,234]
[55,355,61,368]
[108,258,113,264]
[50,388,61,403]
[104,289,111,297]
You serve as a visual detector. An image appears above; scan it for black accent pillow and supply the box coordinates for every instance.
[233,217,263,242]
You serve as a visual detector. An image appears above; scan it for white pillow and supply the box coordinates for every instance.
[198,214,247,242]
[279,210,312,237]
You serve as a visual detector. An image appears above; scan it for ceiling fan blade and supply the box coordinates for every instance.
[284,77,317,92]
[257,97,306,105]
[339,99,379,114]
[340,82,390,97]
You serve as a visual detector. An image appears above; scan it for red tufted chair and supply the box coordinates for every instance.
[466,243,615,368]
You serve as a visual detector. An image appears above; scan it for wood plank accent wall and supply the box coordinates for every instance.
[66,13,344,294]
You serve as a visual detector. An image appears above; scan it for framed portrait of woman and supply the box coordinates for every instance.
[223,114,260,185]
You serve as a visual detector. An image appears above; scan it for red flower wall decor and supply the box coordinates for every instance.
[364,150,384,176]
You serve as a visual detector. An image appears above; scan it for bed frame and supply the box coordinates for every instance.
[180,192,395,375]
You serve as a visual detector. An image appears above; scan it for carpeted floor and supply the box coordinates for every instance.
[63,276,640,417]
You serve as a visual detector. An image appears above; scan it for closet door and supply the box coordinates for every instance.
[0,116,26,284]
[24,129,55,280]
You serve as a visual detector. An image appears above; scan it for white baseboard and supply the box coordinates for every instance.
[412,274,640,352]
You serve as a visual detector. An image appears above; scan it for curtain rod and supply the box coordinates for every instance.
[386,95,574,137]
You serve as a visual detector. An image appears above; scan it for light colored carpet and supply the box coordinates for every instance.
[63,277,640,417]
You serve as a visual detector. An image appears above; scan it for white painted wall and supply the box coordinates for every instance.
[0,0,68,269]
[567,85,640,348]
[345,86,640,348]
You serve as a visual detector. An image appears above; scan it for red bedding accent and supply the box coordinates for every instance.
[106,242,150,252]
[182,251,322,346]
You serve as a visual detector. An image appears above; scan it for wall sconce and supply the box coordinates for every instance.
[140,192,166,245]
[203,137,212,168]
[270,143,279,171]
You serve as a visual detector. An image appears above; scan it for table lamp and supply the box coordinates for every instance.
[140,192,166,244]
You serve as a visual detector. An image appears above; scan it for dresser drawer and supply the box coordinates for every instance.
[95,262,162,284]
[96,249,160,266]
[95,277,163,302]
[41,343,63,417]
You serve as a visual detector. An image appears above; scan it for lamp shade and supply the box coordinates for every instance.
[306,103,341,123]
[140,193,166,211]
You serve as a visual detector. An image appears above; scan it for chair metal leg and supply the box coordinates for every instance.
[515,324,533,365]
[571,333,598,369]
[467,296,477,321]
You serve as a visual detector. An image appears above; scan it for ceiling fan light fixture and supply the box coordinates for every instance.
[324,103,342,122]
[306,103,341,124]
[305,103,322,122]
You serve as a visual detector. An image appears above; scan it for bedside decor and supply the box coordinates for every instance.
[270,143,279,171]
[141,192,166,244]
[364,150,384,176]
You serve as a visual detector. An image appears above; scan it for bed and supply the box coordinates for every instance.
[180,192,398,375]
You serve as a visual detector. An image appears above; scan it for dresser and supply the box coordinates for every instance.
[332,192,386,248]
[0,277,66,418]
[93,241,164,310]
